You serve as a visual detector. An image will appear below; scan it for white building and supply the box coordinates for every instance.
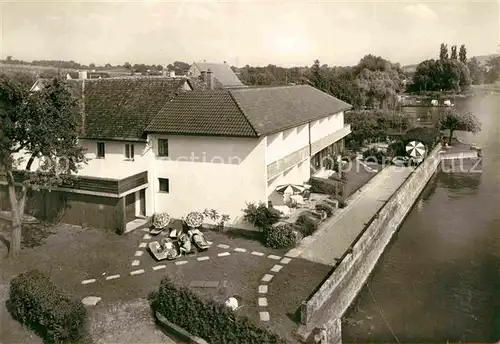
[2,78,351,233]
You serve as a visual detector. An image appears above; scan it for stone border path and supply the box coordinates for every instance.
[257,251,296,322]
[82,229,295,323]
[81,243,283,285]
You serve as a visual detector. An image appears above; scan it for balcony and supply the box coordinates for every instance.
[310,124,351,156]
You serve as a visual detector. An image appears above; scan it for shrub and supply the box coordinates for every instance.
[242,202,281,230]
[265,222,298,249]
[7,269,87,344]
[315,202,334,217]
[296,214,320,237]
[363,147,389,164]
[152,277,286,344]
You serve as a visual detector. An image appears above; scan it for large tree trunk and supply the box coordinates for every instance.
[7,155,33,259]
[7,184,26,259]
[448,129,454,145]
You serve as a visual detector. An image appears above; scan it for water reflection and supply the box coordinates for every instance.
[342,93,500,343]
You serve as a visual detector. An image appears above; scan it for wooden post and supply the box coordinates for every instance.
[115,197,126,235]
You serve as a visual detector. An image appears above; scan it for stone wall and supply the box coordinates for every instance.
[298,144,442,343]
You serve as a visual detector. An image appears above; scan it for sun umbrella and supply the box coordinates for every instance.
[275,184,305,195]
[405,141,426,158]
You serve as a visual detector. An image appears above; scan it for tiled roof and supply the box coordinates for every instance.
[193,62,244,87]
[230,85,352,135]
[145,85,351,137]
[82,78,191,140]
[145,91,258,137]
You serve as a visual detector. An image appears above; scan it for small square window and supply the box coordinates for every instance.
[158,178,169,193]
[158,139,169,157]
[97,142,105,158]
[125,144,134,160]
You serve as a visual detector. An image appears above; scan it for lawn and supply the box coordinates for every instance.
[0,218,306,343]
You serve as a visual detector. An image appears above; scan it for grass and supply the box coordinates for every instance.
[1,220,314,343]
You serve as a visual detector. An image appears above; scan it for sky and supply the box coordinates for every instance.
[0,0,499,68]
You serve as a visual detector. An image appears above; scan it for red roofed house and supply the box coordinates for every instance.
[2,76,351,233]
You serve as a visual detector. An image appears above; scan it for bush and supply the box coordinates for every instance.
[153,277,286,344]
[315,202,334,217]
[295,214,320,237]
[242,202,281,230]
[362,147,388,164]
[7,269,87,344]
[265,222,298,249]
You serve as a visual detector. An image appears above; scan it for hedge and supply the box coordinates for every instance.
[265,222,298,249]
[295,214,320,237]
[309,177,342,196]
[7,269,87,344]
[152,277,286,344]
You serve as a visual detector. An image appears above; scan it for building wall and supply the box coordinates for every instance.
[149,134,267,225]
[310,111,345,143]
[266,158,310,198]
[78,139,151,179]
[266,124,309,165]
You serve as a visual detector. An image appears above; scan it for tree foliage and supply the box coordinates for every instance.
[345,110,412,146]
[0,73,87,258]
[450,45,458,60]
[436,109,481,144]
[410,58,471,92]
[467,57,486,85]
[459,45,467,64]
[439,43,449,60]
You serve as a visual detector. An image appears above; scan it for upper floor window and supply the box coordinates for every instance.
[158,139,169,157]
[97,142,105,158]
[125,144,135,160]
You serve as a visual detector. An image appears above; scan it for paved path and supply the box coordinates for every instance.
[297,166,414,266]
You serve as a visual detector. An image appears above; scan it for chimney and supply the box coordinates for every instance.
[207,69,214,90]
[200,70,207,83]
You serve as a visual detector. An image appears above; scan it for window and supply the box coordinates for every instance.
[125,144,135,160]
[158,178,169,193]
[158,139,169,157]
[97,142,105,158]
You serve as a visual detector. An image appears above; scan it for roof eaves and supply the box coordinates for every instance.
[142,130,258,138]
[227,90,261,137]
[261,105,353,137]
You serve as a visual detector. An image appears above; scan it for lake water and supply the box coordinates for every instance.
[342,90,500,343]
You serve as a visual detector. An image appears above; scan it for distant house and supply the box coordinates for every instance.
[66,71,110,80]
[3,79,351,233]
[189,61,245,87]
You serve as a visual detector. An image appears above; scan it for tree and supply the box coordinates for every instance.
[467,57,485,84]
[104,63,112,68]
[311,59,327,91]
[89,63,96,69]
[123,62,131,69]
[459,45,467,64]
[0,74,87,258]
[450,45,458,60]
[485,56,500,83]
[436,109,481,144]
[439,43,449,60]
[6,56,13,62]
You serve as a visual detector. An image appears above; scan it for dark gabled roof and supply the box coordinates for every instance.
[145,85,351,137]
[193,62,244,87]
[229,85,352,135]
[145,91,258,137]
[82,77,191,140]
